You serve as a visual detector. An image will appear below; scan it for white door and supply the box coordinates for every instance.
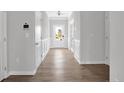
[51,24,67,48]
[0,12,7,81]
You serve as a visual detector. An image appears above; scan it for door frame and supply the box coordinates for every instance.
[105,12,110,65]
[0,12,8,81]
[51,24,65,48]
[50,20,68,48]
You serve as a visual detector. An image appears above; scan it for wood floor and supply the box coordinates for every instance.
[3,48,109,82]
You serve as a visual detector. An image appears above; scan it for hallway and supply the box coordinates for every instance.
[3,49,109,82]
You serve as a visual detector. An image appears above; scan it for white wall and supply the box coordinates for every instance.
[72,12,80,40]
[80,11,105,64]
[7,11,36,75]
[110,12,124,81]
[6,11,49,76]
[68,11,80,63]
[41,12,50,61]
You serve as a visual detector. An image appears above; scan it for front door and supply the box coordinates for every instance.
[51,24,67,48]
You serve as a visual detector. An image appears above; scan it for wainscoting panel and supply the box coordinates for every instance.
[74,39,80,64]
[41,38,50,61]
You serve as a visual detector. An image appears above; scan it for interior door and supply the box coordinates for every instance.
[0,12,7,81]
[51,24,67,48]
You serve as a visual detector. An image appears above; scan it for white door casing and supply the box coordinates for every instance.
[0,12,2,80]
[35,12,42,68]
[0,12,7,81]
[51,25,65,48]
[105,12,110,65]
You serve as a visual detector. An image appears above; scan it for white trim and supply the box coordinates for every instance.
[0,73,4,81]
[0,73,10,81]
[0,77,3,81]
[41,38,50,61]
[71,39,80,64]
[79,61,105,64]
[42,48,49,61]
[105,60,110,65]
[113,78,120,82]
[0,12,7,81]
[71,48,74,53]
[9,70,36,75]
[110,77,119,82]
[9,67,38,75]
[4,72,10,79]
[74,54,80,64]
[1,66,38,81]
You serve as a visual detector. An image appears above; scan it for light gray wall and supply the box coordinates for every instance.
[40,12,50,61]
[68,11,80,63]
[69,11,80,40]
[0,12,4,79]
[7,11,36,73]
[110,12,124,81]
[80,11,105,64]
[73,11,80,40]
[42,11,49,39]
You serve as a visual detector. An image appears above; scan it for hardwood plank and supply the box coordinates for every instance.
[3,48,109,82]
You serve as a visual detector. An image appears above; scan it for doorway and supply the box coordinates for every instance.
[50,20,68,48]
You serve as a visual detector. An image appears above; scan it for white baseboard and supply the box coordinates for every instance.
[8,50,50,76]
[71,48,74,53]
[110,77,120,82]
[105,60,110,65]
[74,54,80,64]
[0,72,10,81]
[0,73,4,81]
[42,49,49,61]
[114,78,120,82]
[0,77,3,81]
[79,61,105,64]
[9,69,37,75]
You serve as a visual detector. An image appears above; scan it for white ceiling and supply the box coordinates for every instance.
[46,11,72,19]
